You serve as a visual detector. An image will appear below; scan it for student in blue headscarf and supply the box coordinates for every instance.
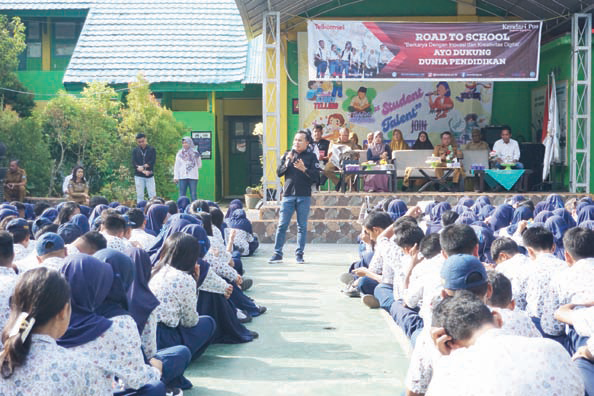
[471,224,495,263]
[97,249,193,392]
[544,215,569,260]
[387,199,407,222]
[68,213,90,234]
[487,204,514,233]
[577,205,594,225]
[478,204,495,221]
[457,196,474,208]
[500,205,533,242]
[227,209,259,256]
[533,201,547,217]
[176,196,190,213]
[543,193,564,211]
[59,254,165,395]
[88,204,107,229]
[455,211,477,225]
[225,199,243,220]
[425,201,451,235]
[534,210,555,224]
[145,204,170,235]
[552,208,577,228]
[149,233,218,355]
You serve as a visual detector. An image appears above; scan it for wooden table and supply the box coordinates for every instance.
[405,166,464,192]
[339,168,398,192]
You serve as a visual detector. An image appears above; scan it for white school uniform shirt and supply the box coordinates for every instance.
[62,174,73,195]
[543,257,594,336]
[379,48,392,64]
[367,52,379,68]
[496,253,531,310]
[149,265,199,328]
[316,46,328,61]
[492,307,542,338]
[327,48,340,62]
[141,310,158,359]
[39,256,66,272]
[374,236,400,284]
[14,253,39,273]
[524,253,567,324]
[0,266,19,332]
[406,301,547,394]
[572,306,594,353]
[173,150,201,180]
[492,138,521,162]
[0,334,108,396]
[129,228,157,251]
[101,233,133,253]
[406,255,445,324]
[225,227,253,256]
[427,329,584,396]
[13,241,36,262]
[70,315,161,393]
[198,266,229,295]
[66,243,81,256]
[206,234,239,282]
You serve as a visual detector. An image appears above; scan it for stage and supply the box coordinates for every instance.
[251,191,590,244]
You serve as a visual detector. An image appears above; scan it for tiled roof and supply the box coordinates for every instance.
[0,0,91,9]
[243,35,262,84]
[62,0,249,85]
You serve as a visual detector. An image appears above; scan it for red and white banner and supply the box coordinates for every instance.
[308,20,542,81]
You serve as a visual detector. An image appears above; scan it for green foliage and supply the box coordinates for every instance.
[0,15,34,117]
[0,107,51,196]
[118,74,187,199]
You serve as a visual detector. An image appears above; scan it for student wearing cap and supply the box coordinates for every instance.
[35,232,67,272]
[132,133,157,204]
[6,218,35,262]
[127,208,157,250]
[0,231,18,333]
[427,292,584,396]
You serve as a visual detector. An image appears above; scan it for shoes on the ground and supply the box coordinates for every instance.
[362,294,380,309]
[249,331,259,339]
[237,309,252,323]
[166,388,183,396]
[268,253,283,263]
[258,305,267,314]
[339,272,355,285]
[241,278,253,291]
[342,284,360,298]
[296,253,305,264]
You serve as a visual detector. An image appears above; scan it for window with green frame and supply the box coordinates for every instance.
[52,20,83,70]
[18,20,42,71]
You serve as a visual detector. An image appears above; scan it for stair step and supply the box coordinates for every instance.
[259,205,362,220]
[252,219,362,244]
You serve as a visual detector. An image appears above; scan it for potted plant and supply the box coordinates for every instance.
[244,185,262,209]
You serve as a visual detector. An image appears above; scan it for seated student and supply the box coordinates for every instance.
[67,230,107,256]
[145,204,171,235]
[55,201,81,225]
[226,209,259,257]
[59,254,165,394]
[427,292,584,396]
[149,233,217,357]
[0,268,107,395]
[57,222,83,245]
[34,232,67,272]
[543,227,594,342]
[486,270,541,337]
[390,229,436,346]
[0,232,18,332]
[178,225,258,344]
[398,233,443,345]
[100,212,133,252]
[491,237,530,310]
[6,219,35,262]
[127,208,157,250]
[209,207,244,275]
[95,249,192,394]
[521,226,567,337]
[345,211,392,301]
[555,303,594,396]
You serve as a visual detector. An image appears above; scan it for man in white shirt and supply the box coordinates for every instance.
[366,49,379,77]
[492,126,523,169]
[427,292,584,396]
[62,172,73,196]
[314,40,328,78]
[127,208,157,250]
[378,44,392,70]
[66,230,107,256]
[491,237,530,310]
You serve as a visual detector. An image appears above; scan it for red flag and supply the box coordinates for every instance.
[541,83,550,143]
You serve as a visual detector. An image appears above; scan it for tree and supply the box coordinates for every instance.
[118,74,187,199]
[0,15,34,117]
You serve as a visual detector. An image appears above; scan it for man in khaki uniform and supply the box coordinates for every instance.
[464,129,490,151]
[433,131,464,185]
[4,160,27,202]
[323,127,359,190]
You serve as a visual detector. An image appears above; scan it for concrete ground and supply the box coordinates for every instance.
[184,244,410,396]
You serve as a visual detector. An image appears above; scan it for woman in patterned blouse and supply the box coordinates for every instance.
[0,268,107,395]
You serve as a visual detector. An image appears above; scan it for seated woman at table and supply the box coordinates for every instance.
[363,131,392,192]
[433,131,464,188]
[412,131,434,150]
[389,129,409,152]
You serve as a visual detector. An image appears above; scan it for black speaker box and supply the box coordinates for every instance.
[519,143,545,190]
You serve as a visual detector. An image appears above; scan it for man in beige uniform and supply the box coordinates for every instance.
[323,127,359,190]
[4,160,27,202]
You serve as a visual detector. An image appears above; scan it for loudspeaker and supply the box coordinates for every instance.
[519,143,545,190]
[481,126,505,149]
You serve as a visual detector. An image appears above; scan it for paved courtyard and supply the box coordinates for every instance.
[185,244,410,395]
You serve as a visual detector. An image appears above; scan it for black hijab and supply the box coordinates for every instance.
[412,131,434,150]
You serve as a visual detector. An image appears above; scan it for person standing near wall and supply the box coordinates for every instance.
[174,137,202,201]
[132,133,157,204]
[3,160,26,202]
[269,130,320,264]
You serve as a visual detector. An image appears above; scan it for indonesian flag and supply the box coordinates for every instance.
[542,73,561,181]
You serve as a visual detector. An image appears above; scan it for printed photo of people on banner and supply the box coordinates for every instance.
[299,34,493,147]
[308,20,542,81]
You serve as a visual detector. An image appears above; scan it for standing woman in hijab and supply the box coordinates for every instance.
[411,131,434,150]
[174,137,202,201]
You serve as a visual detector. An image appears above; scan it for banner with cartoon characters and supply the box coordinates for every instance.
[299,33,493,147]
[308,20,541,81]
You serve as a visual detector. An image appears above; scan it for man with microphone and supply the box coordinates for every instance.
[269,130,321,264]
